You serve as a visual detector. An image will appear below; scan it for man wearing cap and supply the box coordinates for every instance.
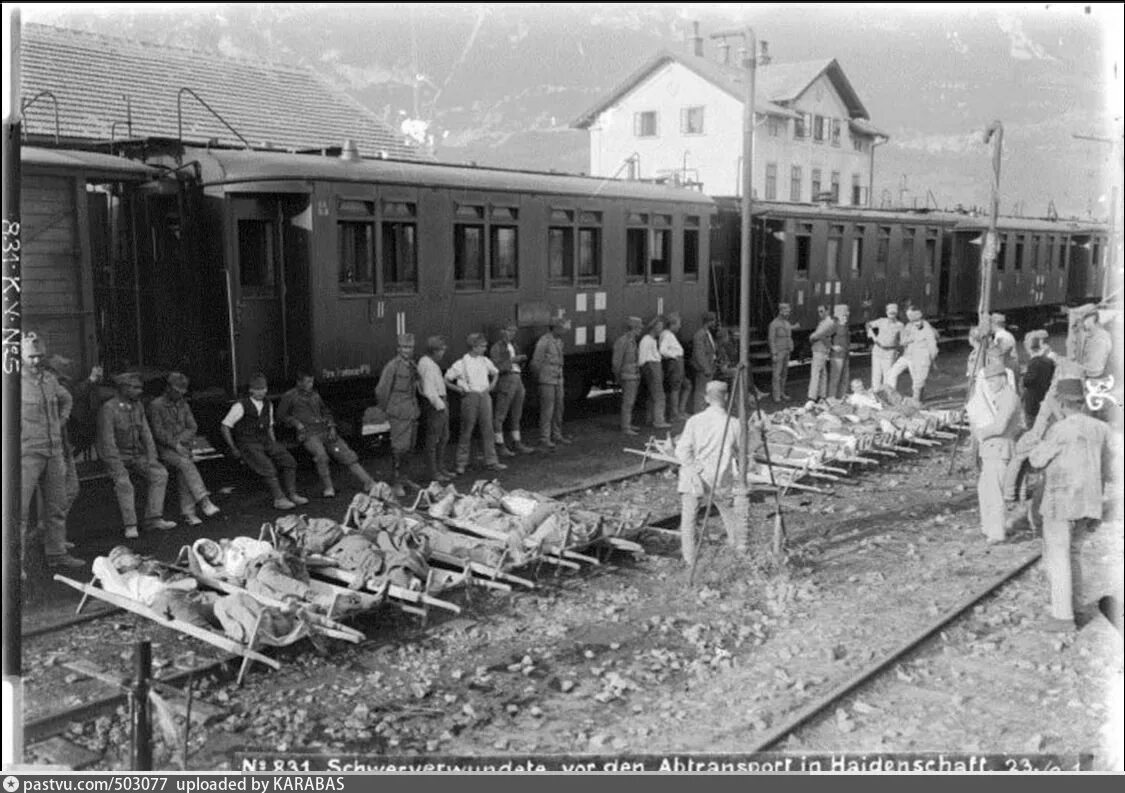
[660,312,687,423]
[1028,378,1112,631]
[884,305,939,402]
[827,304,852,400]
[278,370,376,498]
[418,336,455,483]
[220,373,308,511]
[19,333,84,569]
[967,360,1024,543]
[768,303,796,402]
[376,334,422,495]
[990,313,1019,388]
[148,372,222,525]
[490,320,534,456]
[691,312,719,414]
[865,303,903,391]
[531,316,573,449]
[807,305,836,402]
[675,380,745,564]
[612,316,643,435]
[445,332,506,475]
[639,316,671,430]
[97,372,177,539]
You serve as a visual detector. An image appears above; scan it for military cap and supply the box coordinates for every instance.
[397,333,416,347]
[1056,378,1086,402]
[982,360,1008,378]
[113,372,143,388]
[21,333,46,357]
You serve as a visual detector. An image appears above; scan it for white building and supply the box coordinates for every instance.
[573,40,888,204]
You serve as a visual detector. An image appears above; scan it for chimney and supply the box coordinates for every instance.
[339,139,361,162]
[692,21,704,57]
[759,41,771,66]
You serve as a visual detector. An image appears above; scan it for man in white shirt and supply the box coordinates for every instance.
[660,312,687,422]
[445,333,507,475]
[676,380,744,564]
[220,373,308,511]
[418,336,455,483]
[865,303,904,390]
[807,305,836,402]
[639,316,671,429]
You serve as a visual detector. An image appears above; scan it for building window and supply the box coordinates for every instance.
[827,225,843,280]
[454,205,485,290]
[1014,235,1025,271]
[239,219,276,297]
[768,117,782,137]
[813,115,827,143]
[811,169,822,200]
[925,228,939,276]
[851,226,865,276]
[851,173,863,206]
[683,216,700,281]
[790,165,802,202]
[900,227,916,278]
[381,201,417,293]
[794,113,810,139]
[795,223,813,279]
[853,137,865,153]
[830,171,840,203]
[875,226,891,277]
[765,163,778,200]
[680,106,704,135]
[634,111,658,137]
[831,118,841,146]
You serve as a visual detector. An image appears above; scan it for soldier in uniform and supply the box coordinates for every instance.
[148,372,222,525]
[967,360,1024,543]
[277,370,376,498]
[690,312,719,414]
[375,334,422,496]
[220,373,309,511]
[490,319,534,456]
[530,316,573,449]
[884,305,939,402]
[612,316,643,435]
[827,304,852,400]
[865,302,903,391]
[20,333,84,569]
[98,372,178,539]
[768,302,795,402]
[806,305,836,402]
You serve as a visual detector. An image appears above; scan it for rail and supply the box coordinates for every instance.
[20,90,61,144]
[177,87,251,150]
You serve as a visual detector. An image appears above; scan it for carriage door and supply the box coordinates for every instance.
[231,196,288,387]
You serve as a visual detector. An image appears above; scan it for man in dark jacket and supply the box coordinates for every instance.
[375,334,422,495]
[612,316,643,435]
[490,319,534,455]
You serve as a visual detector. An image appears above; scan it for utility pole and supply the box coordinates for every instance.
[979,121,1003,326]
[711,25,756,554]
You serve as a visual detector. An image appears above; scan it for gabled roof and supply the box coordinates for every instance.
[573,49,873,130]
[19,23,424,160]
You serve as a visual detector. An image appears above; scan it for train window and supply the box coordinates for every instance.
[827,226,843,280]
[1055,238,1065,270]
[683,217,700,282]
[680,106,705,135]
[830,172,840,203]
[382,220,417,293]
[1029,235,1039,269]
[238,219,277,296]
[831,119,841,146]
[795,223,812,279]
[634,111,658,138]
[490,226,518,289]
[1014,235,1024,271]
[811,169,822,200]
[338,220,374,293]
[899,228,915,278]
[650,228,671,282]
[578,227,601,285]
[875,226,891,278]
[626,228,647,282]
[790,166,802,202]
[924,229,938,276]
[454,224,485,290]
[765,163,778,200]
[548,227,574,285]
[851,226,865,276]
[813,115,827,142]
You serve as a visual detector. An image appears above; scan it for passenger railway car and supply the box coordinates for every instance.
[709,198,1109,342]
[19,143,715,434]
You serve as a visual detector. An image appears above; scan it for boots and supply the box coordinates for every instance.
[268,477,296,510]
[282,468,309,506]
[199,497,221,517]
[391,453,407,498]
[182,506,203,526]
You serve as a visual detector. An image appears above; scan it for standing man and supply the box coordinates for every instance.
[884,305,940,402]
[445,332,506,475]
[990,313,1019,387]
[417,335,455,483]
[490,319,534,455]
[967,360,1024,544]
[97,372,178,539]
[612,316,643,436]
[148,372,222,525]
[1028,379,1112,632]
[220,373,308,511]
[375,334,422,495]
[45,356,103,521]
[807,305,835,402]
[639,316,670,429]
[827,304,852,400]
[1020,330,1056,426]
[865,302,903,391]
[691,312,719,414]
[277,370,376,498]
[530,316,572,450]
[768,302,795,402]
[675,380,744,564]
[1076,305,1112,379]
[660,312,687,423]
[20,333,84,569]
